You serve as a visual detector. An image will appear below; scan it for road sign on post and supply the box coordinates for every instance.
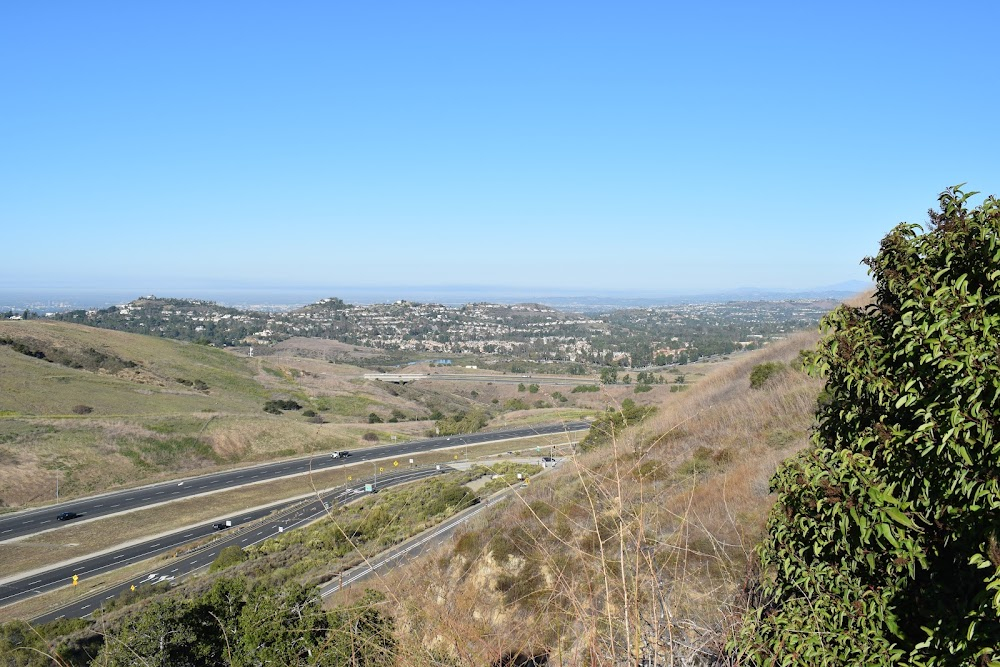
[72,574,78,586]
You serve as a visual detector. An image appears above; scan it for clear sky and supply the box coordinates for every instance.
[3,2,998,297]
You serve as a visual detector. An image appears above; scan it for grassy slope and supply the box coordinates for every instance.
[363,332,824,665]
[0,322,437,506]
[0,321,602,508]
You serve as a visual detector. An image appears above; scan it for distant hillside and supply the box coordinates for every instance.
[0,319,615,508]
[44,294,835,368]
[0,321,474,507]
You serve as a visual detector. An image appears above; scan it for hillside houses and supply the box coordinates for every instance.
[51,296,835,367]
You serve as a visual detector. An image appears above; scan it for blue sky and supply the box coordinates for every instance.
[3,2,998,297]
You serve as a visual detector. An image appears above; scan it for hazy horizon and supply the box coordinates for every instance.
[0,279,870,313]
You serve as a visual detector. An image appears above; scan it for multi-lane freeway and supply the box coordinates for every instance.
[0,421,588,544]
[24,466,447,623]
[368,373,598,386]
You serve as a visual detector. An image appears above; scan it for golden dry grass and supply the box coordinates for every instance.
[350,332,823,666]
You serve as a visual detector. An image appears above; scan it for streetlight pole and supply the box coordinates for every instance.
[372,462,377,490]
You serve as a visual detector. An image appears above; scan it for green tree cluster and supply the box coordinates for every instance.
[432,409,488,436]
[748,361,784,389]
[736,187,1000,665]
[579,399,654,451]
[94,579,395,666]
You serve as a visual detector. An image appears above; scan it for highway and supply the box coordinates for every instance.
[24,466,447,623]
[369,373,598,386]
[0,421,588,544]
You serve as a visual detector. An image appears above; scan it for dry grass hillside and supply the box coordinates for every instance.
[2,321,590,509]
[351,332,824,666]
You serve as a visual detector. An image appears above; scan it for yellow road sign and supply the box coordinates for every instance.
[393,460,399,467]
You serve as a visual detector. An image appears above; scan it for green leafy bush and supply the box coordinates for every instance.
[503,398,529,411]
[748,361,784,389]
[579,399,655,451]
[735,186,1000,666]
[432,410,488,436]
[209,544,246,572]
[263,399,301,412]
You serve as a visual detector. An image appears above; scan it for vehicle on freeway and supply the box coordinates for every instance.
[56,512,80,521]
[212,520,233,530]
[541,456,556,463]
[331,451,351,458]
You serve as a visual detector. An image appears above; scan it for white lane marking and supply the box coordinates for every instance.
[28,580,41,585]
[110,504,120,508]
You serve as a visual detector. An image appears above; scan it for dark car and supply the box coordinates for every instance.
[541,456,556,463]
[56,511,80,521]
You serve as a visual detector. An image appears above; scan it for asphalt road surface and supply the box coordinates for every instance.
[25,466,447,623]
[419,374,598,386]
[0,421,588,544]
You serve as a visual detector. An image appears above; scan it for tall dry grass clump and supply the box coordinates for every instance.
[363,333,824,666]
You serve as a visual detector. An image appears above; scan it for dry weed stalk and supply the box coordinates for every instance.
[363,334,823,666]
